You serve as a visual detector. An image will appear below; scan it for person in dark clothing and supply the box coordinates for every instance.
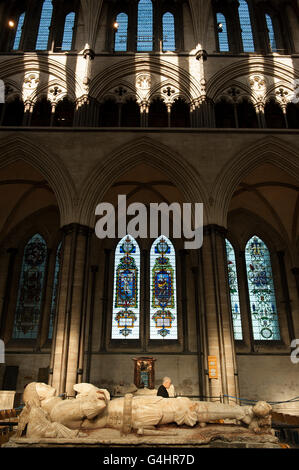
[157,377,172,398]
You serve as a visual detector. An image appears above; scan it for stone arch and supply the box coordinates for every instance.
[0,134,77,226]
[213,136,299,227]
[78,136,209,226]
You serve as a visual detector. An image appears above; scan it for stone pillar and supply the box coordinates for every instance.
[191,266,206,399]
[22,0,43,51]
[0,248,18,341]
[291,267,299,298]
[51,224,92,396]
[85,265,98,383]
[179,250,189,352]
[277,251,295,341]
[201,225,239,404]
[100,249,111,351]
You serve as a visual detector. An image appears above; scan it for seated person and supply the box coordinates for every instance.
[157,377,172,398]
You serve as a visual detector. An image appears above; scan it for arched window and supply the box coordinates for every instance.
[216,13,229,52]
[99,99,119,127]
[137,0,153,51]
[162,12,175,51]
[61,11,76,51]
[121,99,140,127]
[238,0,254,52]
[237,100,258,128]
[114,12,128,52]
[31,98,52,126]
[215,99,236,127]
[35,0,53,50]
[53,97,75,126]
[225,240,242,340]
[265,13,277,52]
[112,235,140,339]
[171,98,190,127]
[13,234,47,339]
[150,236,177,339]
[286,103,299,129]
[2,98,24,126]
[264,99,285,128]
[12,12,25,50]
[48,242,61,339]
[245,236,280,341]
[148,98,168,127]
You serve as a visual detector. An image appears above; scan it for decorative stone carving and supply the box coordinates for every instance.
[16,382,274,440]
[136,74,151,91]
[23,73,40,90]
[290,79,299,104]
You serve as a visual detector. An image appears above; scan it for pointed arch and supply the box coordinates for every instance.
[12,12,25,50]
[137,0,153,51]
[150,235,177,339]
[13,233,47,339]
[112,235,140,339]
[36,0,53,50]
[245,235,280,340]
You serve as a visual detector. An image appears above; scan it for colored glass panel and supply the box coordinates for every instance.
[162,12,175,51]
[216,13,229,52]
[225,239,243,340]
[48,242,62,339]
[114,12,128,51]
[137,0,153,51]
[238,0,255,52]
[13,12,25,50]
[35,0,53,50]
[112,235,140,339]
[245,236,280,340]
[13,234,47,339]
[150,236,177,339]
[61,12,75,51]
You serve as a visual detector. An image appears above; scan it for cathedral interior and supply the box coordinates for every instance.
[0,0,298,418]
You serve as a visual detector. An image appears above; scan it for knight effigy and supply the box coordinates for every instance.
[16,382,274,439]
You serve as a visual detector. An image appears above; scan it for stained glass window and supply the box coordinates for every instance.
[112,235,140,339]
[225,239,242,340]
[162,12,175,51]
[150,236,177,339]
[265,14,277,52]
[238,0,255,52]
[35,0,53,50]
[137,0,153,51]
[216,13,229,52]
[61,12,75,51]
[48,242,61,339]
[12,12,25,50]
[245,236,280,341]
[114,12,128,52]
[13,234,47,339]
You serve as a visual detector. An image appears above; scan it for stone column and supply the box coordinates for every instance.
[0,248,18,341]
[201,225,239,404]
[85,265,98,383]
[51,224,92,396]
[22,0,43,51]
[291,267,299,298]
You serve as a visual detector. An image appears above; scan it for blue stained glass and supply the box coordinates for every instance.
[112,235,140,339]
[114,12,128,52]
[13,234,47,339]
[150,236,177,339]
[162,12,175,51]
[238,0,255,52]
[61,12,75,51]
[137,0,153,52]
[216,13,229,52]
[225,239,243,340]
[265,14,277,52]
[35,0,53,50]
[48,242,61,339]
[245,236,280,341]
[13,12,25,50]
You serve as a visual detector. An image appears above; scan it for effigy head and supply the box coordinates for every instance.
[252,401,272,417]
[23,382,56,407]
